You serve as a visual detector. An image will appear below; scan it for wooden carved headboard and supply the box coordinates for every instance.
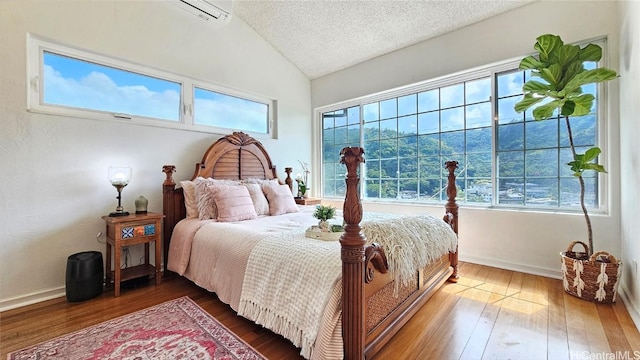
[189,132,279,181]
[161,132,292,271]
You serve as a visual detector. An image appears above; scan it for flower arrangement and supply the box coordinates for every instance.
[296,160,310,197]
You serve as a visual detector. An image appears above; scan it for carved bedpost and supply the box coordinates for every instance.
[339,147,366,360]
[162,165,176,186]
[284,167,293,193]
[162,165,177,276]
[444,161,459,282]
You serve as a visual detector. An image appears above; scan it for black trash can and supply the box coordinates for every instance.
[66,251,104,302]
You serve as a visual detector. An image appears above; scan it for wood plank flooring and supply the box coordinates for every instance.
[2,262,639,359]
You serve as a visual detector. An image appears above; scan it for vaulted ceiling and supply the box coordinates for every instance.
[233,0,536,79]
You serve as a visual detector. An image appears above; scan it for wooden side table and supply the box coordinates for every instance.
[102,212,164,297]
[295,197,321,205]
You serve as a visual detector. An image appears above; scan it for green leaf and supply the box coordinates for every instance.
[561,101,575,116]
[514,94,544,113]
[535,34,563,62]
[523,80,552,93]
[532,101,561,120]
[579,43,603,62]
[583,147,601,162]
[567,160,583,176]
[583,163,607,173]
[539,64,562,88]
[519,55,544,70]
[568,148,607,175]
[514,93,541,112]
[564,68,619,94]
[561,61,585,88]
[558,44,580,66]
[570,93,595,116]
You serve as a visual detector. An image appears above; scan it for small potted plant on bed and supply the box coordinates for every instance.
[514,34,620,302]
[313,204,336,232]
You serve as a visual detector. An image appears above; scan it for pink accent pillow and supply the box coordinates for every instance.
[262,184,299,216]
[211,185,257,222]
[194,178,242,220]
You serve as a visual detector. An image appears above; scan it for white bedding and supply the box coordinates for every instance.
[166,206,457,360]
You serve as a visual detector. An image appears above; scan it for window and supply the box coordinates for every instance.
[320,42,607,211]
[42,51,181,122]
[495,64,599,207]
[194,87,270,134]
[28,34,275,136]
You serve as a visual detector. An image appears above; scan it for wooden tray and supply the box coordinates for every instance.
[305,228,343,241]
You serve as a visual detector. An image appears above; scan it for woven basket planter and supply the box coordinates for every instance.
[560,241,622,303]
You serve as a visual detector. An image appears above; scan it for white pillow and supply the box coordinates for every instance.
[244,183,270,216]
[180,179,200,218]
[262,183,299,216]
[243,178,280,186]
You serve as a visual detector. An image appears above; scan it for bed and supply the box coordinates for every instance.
[161,132,460,359]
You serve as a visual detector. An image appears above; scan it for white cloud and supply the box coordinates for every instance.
[194,96,268,133]
[43,65,180,121]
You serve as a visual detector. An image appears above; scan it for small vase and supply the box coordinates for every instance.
[318,220,330,232]
[135,196,148,214]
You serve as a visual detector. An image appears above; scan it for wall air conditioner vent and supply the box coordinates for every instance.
[173,0,232,26]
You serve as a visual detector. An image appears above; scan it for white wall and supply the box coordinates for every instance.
[618,0,640,328]
[0,1,311,309]
[313,1,622,279]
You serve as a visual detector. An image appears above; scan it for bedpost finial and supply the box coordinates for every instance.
[284,167,293,193]
[340,146,365,242]
[162,165,176,186]
[444,161,458,203]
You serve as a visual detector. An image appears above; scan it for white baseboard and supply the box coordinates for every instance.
[460,254,563,279]
[618,285,640,332]
[0,287,65,312]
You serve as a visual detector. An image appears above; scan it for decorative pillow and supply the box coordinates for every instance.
[244,183,270,216]
[194,178,242,220]
[211,185,257,222]
[262,183,299,216]
[243,178,280,186]
[180,179,200,218]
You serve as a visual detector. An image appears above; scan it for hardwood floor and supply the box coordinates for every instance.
[2,262,639,359]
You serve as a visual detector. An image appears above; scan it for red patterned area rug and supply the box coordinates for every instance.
[7,296,266,360]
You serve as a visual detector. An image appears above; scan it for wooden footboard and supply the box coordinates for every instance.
[363,254,452,358]
[340,147,459,359]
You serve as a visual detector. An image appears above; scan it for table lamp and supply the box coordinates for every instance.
[108,166,132,217]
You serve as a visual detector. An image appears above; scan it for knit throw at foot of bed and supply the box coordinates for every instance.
[7,296,266,360]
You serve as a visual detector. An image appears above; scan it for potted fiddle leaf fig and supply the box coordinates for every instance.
[515,34,620,303]
[514,34,618,256]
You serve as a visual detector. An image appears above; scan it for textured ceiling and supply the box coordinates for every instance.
[233,0,534,79]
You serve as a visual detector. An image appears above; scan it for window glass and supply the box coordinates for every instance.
[43,51,180,121]
[194,87,269,133]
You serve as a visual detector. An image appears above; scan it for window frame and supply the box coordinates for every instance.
[315,42,610,214]
[27,34,276,138]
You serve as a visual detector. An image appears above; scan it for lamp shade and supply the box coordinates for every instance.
[108,166,132,186]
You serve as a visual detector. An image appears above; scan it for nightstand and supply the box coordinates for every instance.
[295,197,321,205]
[101,212,164,297]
